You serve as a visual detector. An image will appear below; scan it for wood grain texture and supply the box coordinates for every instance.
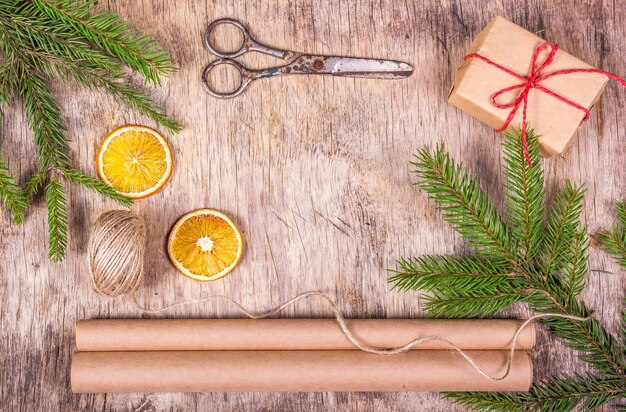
[1,0,625,410]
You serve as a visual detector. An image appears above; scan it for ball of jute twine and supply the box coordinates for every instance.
[87,209,590,382]
[88,210,146,297]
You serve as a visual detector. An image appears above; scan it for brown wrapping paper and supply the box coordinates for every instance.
[71,350,532,393]
[75,319,535,351]
[449,16,608,157]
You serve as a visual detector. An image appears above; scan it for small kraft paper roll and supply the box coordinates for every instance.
[71,350,533,393]
[75,319,535,351]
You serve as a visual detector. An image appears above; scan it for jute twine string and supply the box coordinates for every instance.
[89,210,590,382]
[88,210,146,296]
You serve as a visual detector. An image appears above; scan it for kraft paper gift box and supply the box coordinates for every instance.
[448,16,609,157]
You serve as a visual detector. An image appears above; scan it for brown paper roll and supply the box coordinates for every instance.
[71,350,532,393]
[75,319,535,351]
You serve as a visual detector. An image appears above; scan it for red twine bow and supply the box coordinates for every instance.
[464,41,626,166]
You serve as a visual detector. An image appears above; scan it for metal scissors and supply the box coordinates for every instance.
[202,18,413,99]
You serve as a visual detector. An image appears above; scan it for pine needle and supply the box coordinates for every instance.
[33,0,176,86]
[0,153,27,223]
[0,0,180,260]
[61,168,132,207]
[447,374,626,412]
[411,144,516,267]
[598,201,626,268]
[24,170,48,201]
[393,130,626,410]
[503,129,544,263]
[45,178,67,261]
[541,180,586,278]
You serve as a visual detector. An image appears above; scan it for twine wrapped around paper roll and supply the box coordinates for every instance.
[71,350,533,393]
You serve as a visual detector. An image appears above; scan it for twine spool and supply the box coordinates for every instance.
[88,210,146,297]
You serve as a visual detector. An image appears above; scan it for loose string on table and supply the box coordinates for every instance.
[464,41,626,166]
[131,289,590,382]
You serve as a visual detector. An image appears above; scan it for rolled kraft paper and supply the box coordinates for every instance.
[75,319,535,351]
[71,350,532,393]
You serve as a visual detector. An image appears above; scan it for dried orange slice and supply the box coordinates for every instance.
[96,125,172,199]
[167,209,244,281]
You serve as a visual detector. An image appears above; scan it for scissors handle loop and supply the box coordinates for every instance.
[204,18,288,59]
[202,59,253,99]
[204,18,251,58]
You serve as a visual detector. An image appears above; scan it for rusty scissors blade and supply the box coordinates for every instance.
[202,18,413,99]
[307,57,413,79]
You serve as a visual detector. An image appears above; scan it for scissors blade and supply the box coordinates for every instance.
[325,57,413,79]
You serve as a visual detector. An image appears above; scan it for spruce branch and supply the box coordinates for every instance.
[503,129,544,263]
[541,180,585,280]
[562,226,588,303]
[393,131,626,410]
[0,1,180,260]
[540,306,624,377]
[423,290,528,318]
[598,201,626,268]
[0,6,121,74]
[447,374,626,412]
[32,0,175,86]
[412,145,516,267]
[0,152,27,223]
[61,168,132,207]
[0,12,180,134]
[45,178,67,261]
[14,59,70,169]
[93,77,181,134]
[24,170,47,201]
[390,255,520,294]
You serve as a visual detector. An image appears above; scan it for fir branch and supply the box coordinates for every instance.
[423,289,528,318]
[617,201,626,226]
[93,77,181,134]
[598,228,626,268]
[61,168,132,207]
[598,201,626,268]
[0,7,121,74]
[541,180,585,279]
[33,0,175,86]
[562,226,588,303]
[390,255,520,294]
[0,1,180,260]
[45,178,67,261]
[622,298,626,361]
[502,129,544,263]
[24,170,48,201]
[447,374,626,412]
[12,59,70,168]
[0,58,15,103]
[397,131,626,410]
[0,153,27,223]
[0,18,180,133]
[412,145,516,267]
[541,307,624,377]
[390,255,530,317]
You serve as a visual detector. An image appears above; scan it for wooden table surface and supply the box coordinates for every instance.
[2,0,625,411]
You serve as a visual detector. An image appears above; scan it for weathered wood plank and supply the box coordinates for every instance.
[1,0,624,410]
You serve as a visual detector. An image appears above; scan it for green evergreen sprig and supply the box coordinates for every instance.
[598,201,626,268]
[0,152,27,223]
[0,0,180,260]
[447,374,626,412]
[45,178,67,261]
[390,130,626,411]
